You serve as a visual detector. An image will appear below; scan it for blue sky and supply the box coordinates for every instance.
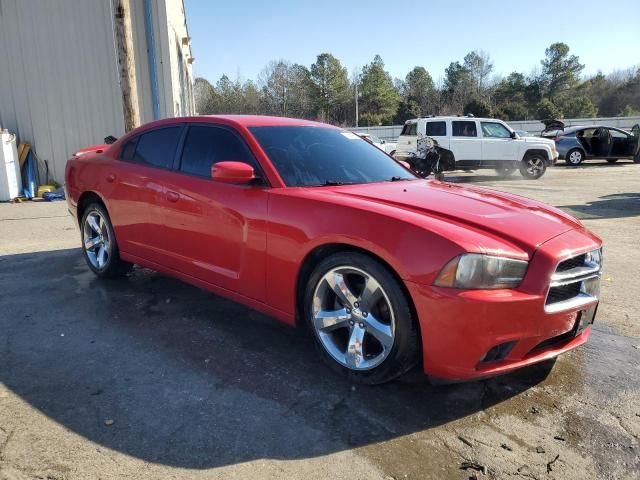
[184,0,640,84]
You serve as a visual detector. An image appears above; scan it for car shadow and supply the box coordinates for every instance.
[558,192,640,220]
[0,249,555,469]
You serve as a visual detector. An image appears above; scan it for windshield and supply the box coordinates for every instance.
[249,126,417,187]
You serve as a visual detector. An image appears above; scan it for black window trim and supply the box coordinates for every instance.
[117,123,187,171]
[174,122,271,187]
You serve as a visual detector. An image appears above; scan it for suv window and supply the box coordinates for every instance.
[401,123,417,136]
[132,126,183,169]
[452,121,477,137]
[425,121,446,136]
[481,122,511,138]
[179,125,258,178]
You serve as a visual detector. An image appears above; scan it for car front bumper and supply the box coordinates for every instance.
[407,228,601,381]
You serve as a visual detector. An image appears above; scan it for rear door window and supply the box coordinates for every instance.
[425,121,446,136]
[179,125,258,178]
[452,121,477,137]
[133,126,183,169]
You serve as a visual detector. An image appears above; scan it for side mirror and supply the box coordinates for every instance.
[510,131,518,139]
[381,140,386,144]
[211,161,256,184]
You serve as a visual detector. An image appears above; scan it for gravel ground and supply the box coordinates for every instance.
[0,159,638,479]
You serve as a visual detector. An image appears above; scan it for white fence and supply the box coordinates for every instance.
[350,116,640,142]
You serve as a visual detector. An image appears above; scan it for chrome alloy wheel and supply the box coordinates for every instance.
[311,266,396,371]
[525,156,545,176]
[83,211,111,269]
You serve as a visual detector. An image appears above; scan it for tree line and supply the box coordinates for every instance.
[194,43,640,126]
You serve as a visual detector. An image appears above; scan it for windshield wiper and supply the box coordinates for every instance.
[319,180,355,186]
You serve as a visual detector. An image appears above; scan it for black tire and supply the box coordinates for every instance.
[633,153,640,164]
[519,154,547,180]
[390,150,396,157]
[80,203,132,278]
[606,158,618,164]
[303,252,419,384]
[565,148,584,166]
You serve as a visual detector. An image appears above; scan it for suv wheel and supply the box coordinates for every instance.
[304,252,419,384]
[520,154,547,179]
[566,149,584,166]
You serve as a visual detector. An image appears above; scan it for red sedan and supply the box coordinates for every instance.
[65,115,602,384]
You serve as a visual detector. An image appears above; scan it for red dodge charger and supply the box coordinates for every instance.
[65,115,602,384]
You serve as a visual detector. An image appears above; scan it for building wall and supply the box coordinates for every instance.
[0,0,195,184]
[0,0,125,183]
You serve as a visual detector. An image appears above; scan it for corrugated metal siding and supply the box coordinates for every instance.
[0,0,124,183]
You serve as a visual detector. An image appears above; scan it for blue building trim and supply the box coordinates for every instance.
[143,0,160,120]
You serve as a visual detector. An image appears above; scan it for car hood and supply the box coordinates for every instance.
[328,180,581,254]
[521,136,555,146]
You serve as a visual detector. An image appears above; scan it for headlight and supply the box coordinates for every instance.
[434,254,528,289]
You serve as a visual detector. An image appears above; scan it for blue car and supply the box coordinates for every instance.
[542,122,640,166]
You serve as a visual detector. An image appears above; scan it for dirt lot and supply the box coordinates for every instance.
[1,160,638,479]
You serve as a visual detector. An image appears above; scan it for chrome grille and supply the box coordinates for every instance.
[545,249,602,313]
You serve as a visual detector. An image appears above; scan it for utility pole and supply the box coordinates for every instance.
[114,0,140,131]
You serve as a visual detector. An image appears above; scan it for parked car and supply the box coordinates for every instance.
[66,115,602,384]
[394,116,559,179]
[355,132,397,155]
[542,121,640,166]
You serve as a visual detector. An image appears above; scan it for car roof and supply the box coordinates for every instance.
[133,115,334,131]
[404,116,504,123]
[561,125,627,134]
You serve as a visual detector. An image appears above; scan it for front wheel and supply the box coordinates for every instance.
[304,252,419,384]
[81,203,132,277]
[566,149,584,166]
[520,155,547,179]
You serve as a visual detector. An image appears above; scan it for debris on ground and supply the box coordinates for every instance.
[529,406,541,414]
[501,443,513,451]
[460,461,488,475]
[104,419,115,426]
[547,454,560,472]
[458,435,474,448]
[535,446,545,453]
[554,435,566,441]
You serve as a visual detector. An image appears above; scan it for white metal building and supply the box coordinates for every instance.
[0,0,195,183]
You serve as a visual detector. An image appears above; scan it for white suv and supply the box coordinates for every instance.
[394,116,559,179]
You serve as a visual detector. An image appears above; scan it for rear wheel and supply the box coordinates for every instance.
[304,252,419,384]
[81,203,132,277]
[566,149,584,166]
[520,154,547,179]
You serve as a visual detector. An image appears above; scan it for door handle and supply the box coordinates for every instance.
[106,174,116,183]
[166,191,180,203]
